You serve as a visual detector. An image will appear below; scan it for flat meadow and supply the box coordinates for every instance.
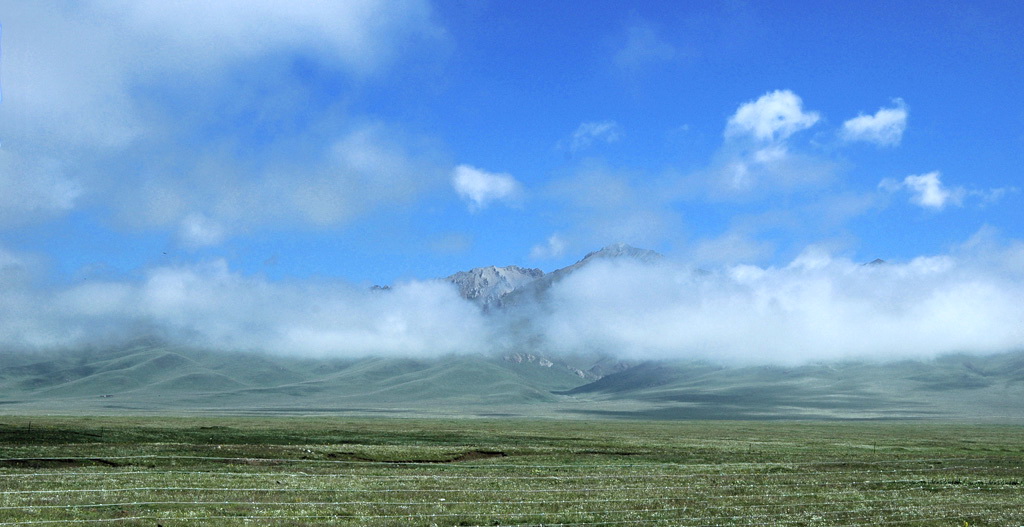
[1,416,1022,526]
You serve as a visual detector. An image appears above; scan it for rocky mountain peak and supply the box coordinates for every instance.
[448,244,665,309]
[446,265,544,308]
[580,243,663,264]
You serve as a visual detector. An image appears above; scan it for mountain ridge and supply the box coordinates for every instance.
[3,244,1020,421]
[470,243,664,309]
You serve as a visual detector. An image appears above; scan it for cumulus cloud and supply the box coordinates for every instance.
[841,99,908,146]
[452,165,524,211]
[563,121,622,153]
[701,90,835,195]
[903,172,963,209]
[879,171,964,210]
[880,172,1017,211]
[725,90,820,142]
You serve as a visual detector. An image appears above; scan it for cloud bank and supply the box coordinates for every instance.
[1,258,488,357]
[2,236,1021,365]
[539,247,1024,364]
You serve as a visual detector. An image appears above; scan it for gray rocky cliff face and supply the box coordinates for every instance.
[440,244,662,310]
[498,243,663,308]
[445,265,544,309]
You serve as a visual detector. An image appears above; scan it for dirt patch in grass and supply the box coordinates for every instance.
[330,449,508,464]
[450,449,507,462]
[0,457,123,469]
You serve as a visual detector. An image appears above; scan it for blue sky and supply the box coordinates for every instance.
[0,1,1022,360]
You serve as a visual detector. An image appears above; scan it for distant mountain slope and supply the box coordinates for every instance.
[0,342,603,414]
[445,265,544,309]
[442,243,661,310]
[1,341,1023,420]
[499,243,663,308]
[561,353,1024,420]
[2,244,1022,421]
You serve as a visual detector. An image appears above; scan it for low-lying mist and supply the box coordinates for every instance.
[2,239,1022,365]
[543,247,1024,364]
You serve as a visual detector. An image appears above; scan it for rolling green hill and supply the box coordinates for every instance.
[0,342,596,415]
[561,353,1024,420]
[1,341,1022,420]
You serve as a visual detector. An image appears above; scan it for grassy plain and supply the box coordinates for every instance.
[1,416,1022,526]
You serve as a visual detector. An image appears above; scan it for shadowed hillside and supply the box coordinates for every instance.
[1,341,1022,420]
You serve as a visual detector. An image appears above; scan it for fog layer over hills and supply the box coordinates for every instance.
[2,239,1023,365]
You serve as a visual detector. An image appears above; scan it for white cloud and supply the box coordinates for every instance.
[564,121,622,153]
[0,3,144,150]
[842,99,908,146]
[903,172,962,209]
[536,244,1024,364]
[2,235,1024,364]
[0,256,489,355]
[752,145,788,164]
[725,90,820,142]
[880,171,963,210]
[452,165,523,211]
[0,1,438,150]
[0,1,443,231]
[704,90,835,195]
[530,234,567,260]
[880,172,1016,211]
[95,0,441,75]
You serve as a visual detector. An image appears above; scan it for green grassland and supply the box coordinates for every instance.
[2,417,1023,525]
